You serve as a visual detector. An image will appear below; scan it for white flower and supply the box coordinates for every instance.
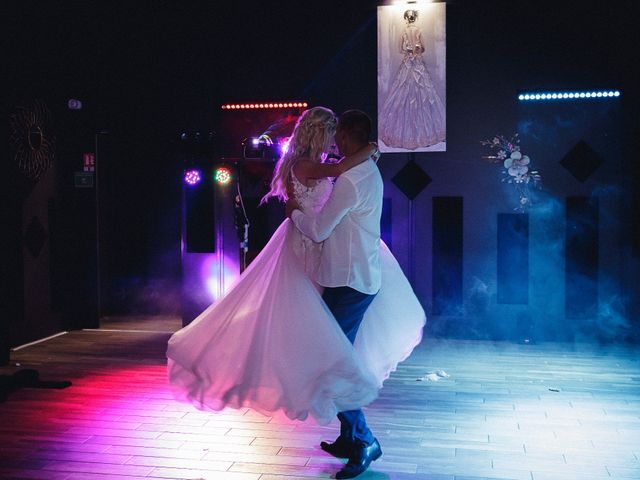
[505,152,530,171]
[509,165,529,178]
[483,134,542,211]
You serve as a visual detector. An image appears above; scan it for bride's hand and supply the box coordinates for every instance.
[368,142,381,163]
[366,142,379,157]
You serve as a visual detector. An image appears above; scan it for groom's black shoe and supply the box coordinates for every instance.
[335,438,382,479]
[320,437,352,459]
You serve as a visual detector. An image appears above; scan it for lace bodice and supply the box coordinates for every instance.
[290,172,334,276]
[291,173,333,214]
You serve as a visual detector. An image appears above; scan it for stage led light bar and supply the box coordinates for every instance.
[518,90,620,101]
[221,102,308,110]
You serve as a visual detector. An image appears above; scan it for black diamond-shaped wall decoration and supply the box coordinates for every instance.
[24,216,47,258]
[559,140,604,182]
[392,160,432,200]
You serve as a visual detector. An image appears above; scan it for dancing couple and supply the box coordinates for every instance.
[167,107,425,478]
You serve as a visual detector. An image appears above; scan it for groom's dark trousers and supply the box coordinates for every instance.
[322,285,377,446]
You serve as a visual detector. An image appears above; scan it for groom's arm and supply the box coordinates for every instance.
[290,177,357,243]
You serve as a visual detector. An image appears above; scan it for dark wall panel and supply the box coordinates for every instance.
[381,197,392,251]
[432,196,463,315]
[185,177,216,253]
[497,213,529,304]
[565,196,599,318]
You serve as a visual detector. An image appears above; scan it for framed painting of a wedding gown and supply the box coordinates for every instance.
[378,4,446,153]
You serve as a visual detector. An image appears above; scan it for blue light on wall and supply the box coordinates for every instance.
[518,90,621,101]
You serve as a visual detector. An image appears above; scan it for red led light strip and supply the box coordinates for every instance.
[221,102,309,110]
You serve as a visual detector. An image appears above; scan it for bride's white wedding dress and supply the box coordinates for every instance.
[167,172,426,424]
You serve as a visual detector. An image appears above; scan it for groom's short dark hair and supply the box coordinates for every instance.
[338,110,371,144]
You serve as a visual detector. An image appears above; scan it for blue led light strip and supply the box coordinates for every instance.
[518,90,621,101]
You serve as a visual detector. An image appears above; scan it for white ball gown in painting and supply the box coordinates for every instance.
[379,24,446,150]
[167,173,426,424]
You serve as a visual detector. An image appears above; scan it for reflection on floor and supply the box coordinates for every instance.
[1,316,639,480]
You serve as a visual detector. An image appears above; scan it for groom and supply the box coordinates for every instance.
[286,110,383,479]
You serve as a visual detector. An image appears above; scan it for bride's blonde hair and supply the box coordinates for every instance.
[261,106,337,203]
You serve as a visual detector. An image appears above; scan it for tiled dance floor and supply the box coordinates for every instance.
[1,318,639,480]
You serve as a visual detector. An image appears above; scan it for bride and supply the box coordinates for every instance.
[167,106,425,424]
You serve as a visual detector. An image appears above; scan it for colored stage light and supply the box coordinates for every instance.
[279,137,291,156]
[214,167,232,185]
[518,90,621,101]
[243,135,278,160]
[67,98,83,110]
[184,169,202,186]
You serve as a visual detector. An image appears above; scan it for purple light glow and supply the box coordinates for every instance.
[279,137,291,155]
[201,254,240,302]
[184,169,202,186]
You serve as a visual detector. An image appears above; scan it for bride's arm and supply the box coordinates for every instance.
[297,143,378,180]
[336,142,379,173]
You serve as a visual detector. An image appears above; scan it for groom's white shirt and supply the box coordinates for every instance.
[290,158,383,294]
